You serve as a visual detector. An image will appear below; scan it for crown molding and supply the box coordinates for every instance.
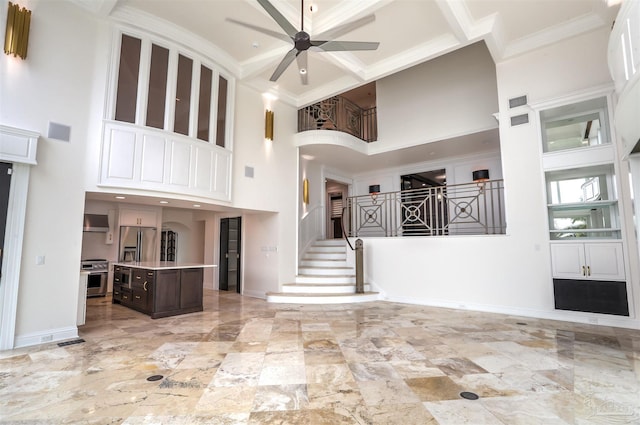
[503,13,606,59]
[109,5,242,77]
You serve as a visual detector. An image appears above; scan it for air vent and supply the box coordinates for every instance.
[508,95,528,109]
[510,113,529,126]
[48,122,71,142]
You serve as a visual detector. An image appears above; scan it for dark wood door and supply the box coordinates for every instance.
[0,162,11,279]
[219,217,241,293]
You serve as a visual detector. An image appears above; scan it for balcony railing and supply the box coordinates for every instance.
[343,180,506,237]
[298,95,377,142]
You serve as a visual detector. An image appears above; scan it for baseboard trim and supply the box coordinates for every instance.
[384,295,640,330]
[14,326,79,349]
[243,289,266,299]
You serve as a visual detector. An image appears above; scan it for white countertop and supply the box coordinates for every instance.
[113,262,217,270]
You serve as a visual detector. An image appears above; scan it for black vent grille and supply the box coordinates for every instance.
[510,114,529,126]
[509,95,528,109]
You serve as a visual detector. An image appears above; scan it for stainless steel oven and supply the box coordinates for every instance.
[81,259,108,297]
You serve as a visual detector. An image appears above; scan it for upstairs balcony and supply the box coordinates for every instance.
[343,180,506,238]
[298,95,377,143]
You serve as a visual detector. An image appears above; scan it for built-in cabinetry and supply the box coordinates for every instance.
[550,242,625,281]
[100,29,234,202]
[120,208,157,227]
[539,95,629,316]
[113,263,203,319]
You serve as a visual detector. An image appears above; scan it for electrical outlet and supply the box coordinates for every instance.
[36,255,45,265]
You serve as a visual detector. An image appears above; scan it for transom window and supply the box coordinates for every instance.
[113,32,229,148]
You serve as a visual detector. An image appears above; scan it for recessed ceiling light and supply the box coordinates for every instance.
[159,200,169,204]
[299,68,307,75]
[252,41,259,48]
[115,196,125,199]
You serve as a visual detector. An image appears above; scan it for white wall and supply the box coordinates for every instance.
[242,212,280,298]
[365,28,640,328]
[1,0,110,346]
[376,42,499,153]
[0,0,302,347]
[231,84,299,290]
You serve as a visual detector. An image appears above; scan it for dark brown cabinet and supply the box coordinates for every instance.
[112,265,203,318]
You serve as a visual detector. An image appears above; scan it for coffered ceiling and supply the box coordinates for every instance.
[74,0,620,107]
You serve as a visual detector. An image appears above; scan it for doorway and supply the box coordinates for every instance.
[400,169,448,236]
[219,217,241,293]
[326,180,348,239]
[0,162,11,278]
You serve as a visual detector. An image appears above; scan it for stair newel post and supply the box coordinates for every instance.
[355,238,364,294]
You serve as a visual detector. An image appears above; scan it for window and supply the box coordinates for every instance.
[197,65,213,141]
[146,44,169,129]
[112,32,230,147]
[540,97,610,153]
[546,165,620,240]
[174,54,193,136]
[216,76,228,147]
[114,35,141,123]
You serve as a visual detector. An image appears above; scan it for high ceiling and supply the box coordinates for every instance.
[75,0,620,107]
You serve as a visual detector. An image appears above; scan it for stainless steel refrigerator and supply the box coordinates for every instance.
[119,226,157,262]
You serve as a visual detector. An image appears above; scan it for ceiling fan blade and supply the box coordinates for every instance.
[314,40,380,51]
[226,18,292,43]
[257,0,298,38]
[270,48,298,82]
[314,14,375,41]
[296,50,308,85]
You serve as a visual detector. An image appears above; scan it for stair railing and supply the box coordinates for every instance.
[342,206,364,294]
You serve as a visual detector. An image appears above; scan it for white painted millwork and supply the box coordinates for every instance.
[100,121,231,201]
[550,242,625,281]
[0,125,39,165]
[608,0,640,158]
[77,273,88,326]
[119,208,157,227]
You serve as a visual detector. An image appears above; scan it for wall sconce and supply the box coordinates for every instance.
[303,178,309,204]
[369,184,380,203]
[265,110,274,141]
[472,169,490,192]
[4,2,31,60]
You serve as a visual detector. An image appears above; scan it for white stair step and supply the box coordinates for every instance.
[304,252,346,260]
[266,291,379,304]
[282,283,371,294]
[295,275,355,284]
[312,239,346,247]
[299,258,348,267]
[307,246,346,254]
[298,266,354,276]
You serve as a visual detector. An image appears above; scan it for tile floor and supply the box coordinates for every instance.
[1,290,639,424]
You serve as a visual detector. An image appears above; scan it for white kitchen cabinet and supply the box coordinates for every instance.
[550,242,625,281]
[119,209,157,227]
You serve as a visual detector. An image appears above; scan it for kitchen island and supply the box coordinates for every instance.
[112,262,215,319]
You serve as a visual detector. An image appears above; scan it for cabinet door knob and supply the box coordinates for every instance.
[587,266,591,276]
[582,266,586,276]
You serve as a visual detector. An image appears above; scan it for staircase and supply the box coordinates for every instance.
[266,239,379,304]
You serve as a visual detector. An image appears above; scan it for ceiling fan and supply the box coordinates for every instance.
[228,0,379,84]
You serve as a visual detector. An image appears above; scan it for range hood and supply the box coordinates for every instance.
[83,214,109,232]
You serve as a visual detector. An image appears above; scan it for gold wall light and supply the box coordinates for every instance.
[265,110,274,141]
[303,178,309,204]
[4,2,31,59]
